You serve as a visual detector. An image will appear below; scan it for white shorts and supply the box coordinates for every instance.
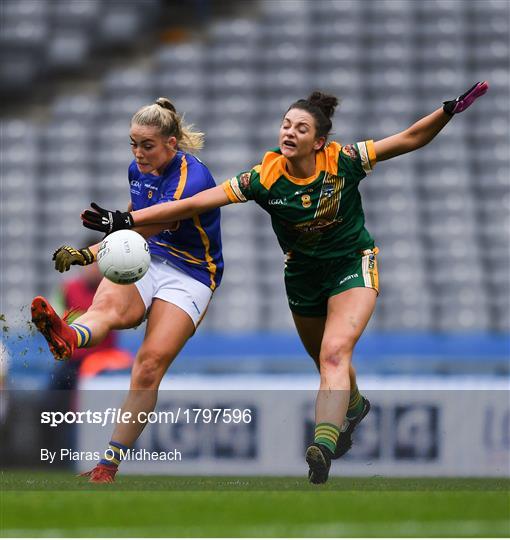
[135,257,213,328]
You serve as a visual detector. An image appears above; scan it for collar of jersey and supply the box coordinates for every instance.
[278,148,327,185]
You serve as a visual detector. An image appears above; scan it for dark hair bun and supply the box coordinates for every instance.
[308,91,338,120]
[155,97,176,113]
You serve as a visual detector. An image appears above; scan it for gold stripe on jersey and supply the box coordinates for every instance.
[222,179,244,203]
[358,140,376,174]
[361,248,379,292]
[193,215,217,290]
[153,241,205,266]
[174,155,188,199]
[314,172,345,223]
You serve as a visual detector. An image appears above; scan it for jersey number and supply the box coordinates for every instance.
[301,194,312,208]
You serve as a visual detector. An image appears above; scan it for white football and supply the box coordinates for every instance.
[97,230,150,285]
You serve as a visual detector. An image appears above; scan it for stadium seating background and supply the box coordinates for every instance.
[1,0,509,377]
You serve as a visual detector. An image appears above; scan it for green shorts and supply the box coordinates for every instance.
[284,248,379,318]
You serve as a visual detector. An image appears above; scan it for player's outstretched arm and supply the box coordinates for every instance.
[81,185,230,235]
[134,185,230,226]
[374,81,488,162]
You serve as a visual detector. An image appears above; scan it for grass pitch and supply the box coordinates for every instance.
[1,472,509,537]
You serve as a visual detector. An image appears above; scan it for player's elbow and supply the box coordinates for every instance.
[400,129,424,153]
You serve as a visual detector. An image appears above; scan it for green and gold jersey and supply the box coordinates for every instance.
[222,140,377,259]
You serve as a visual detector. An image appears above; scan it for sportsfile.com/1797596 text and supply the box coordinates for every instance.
[40,408,253,427]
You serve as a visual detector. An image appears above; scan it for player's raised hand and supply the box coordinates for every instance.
[81,202,134,235]
[52,245,95,272]
[443,81,489,115]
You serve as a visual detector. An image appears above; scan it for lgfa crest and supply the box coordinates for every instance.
[323,185,334,198]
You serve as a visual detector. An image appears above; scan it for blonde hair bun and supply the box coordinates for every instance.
[155,97,176,113]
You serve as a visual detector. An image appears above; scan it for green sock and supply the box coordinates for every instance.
[347,385,364,419]
[314,422,340,454]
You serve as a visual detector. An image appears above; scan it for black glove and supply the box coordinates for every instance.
[52,245,95,273]
[442,81,488,116]
[81,202,134,235]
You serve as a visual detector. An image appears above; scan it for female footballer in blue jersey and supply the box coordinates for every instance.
[31,98,223,483]
[81,82,488,484]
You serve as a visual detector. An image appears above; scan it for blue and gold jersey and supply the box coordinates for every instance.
[129,152,223,290]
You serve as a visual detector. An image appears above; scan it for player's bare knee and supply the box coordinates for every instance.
[319,337,355,370]
[132,351,166,389]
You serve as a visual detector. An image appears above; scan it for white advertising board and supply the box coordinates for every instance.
[75,376,510,477]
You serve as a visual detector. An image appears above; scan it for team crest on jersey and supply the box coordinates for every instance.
[323,185,335,198]
[229,177,247,202]
[130,179,141,195]
[301,194,312,208]
[342,144,358,159]
[239,172,251,190]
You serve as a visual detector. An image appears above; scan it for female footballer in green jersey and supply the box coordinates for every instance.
[82,82,488,483]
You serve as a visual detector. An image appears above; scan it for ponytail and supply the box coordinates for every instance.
[131,97,204,153]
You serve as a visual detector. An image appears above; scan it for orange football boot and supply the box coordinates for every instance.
[79,464,118,483]
[31,296,78,360]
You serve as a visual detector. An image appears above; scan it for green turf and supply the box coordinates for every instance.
[1,472,509,537]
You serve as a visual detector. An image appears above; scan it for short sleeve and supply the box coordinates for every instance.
[222,168,259,204]
[339,140,377,182]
